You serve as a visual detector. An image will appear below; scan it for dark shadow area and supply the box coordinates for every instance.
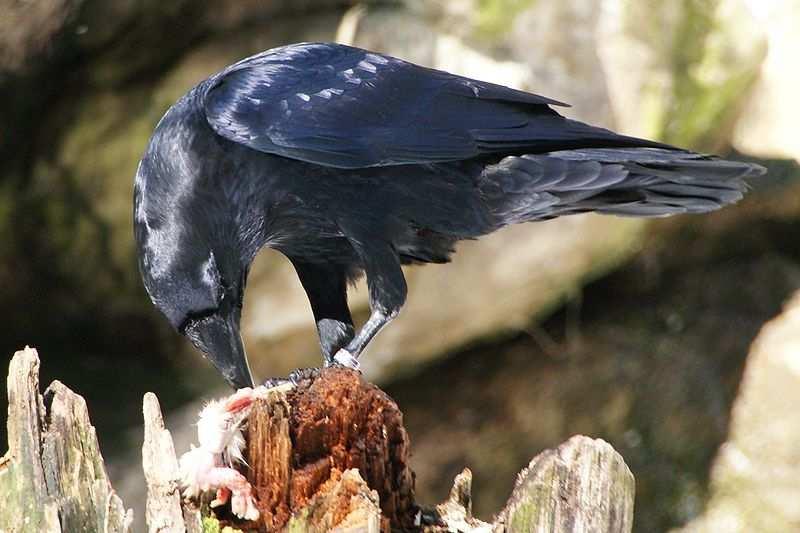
[0,306,215,458]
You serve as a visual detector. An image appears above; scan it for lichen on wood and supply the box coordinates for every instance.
[495,435,635,533]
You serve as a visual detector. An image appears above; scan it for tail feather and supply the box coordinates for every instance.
[483,148,764,224]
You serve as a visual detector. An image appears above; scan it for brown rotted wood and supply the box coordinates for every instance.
[243,368,417,532]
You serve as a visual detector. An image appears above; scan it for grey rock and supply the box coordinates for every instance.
[677,290,800,532]
[511,0,615,128]
[597,0,766,150]
[733,0,800,162]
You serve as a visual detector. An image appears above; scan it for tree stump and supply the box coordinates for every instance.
[0,347,132,532]
[2,347,636,533]
[495,436,635,532]
[241,368,417,531]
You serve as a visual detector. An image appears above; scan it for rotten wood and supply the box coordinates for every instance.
[243,368,417,531]
[245,388,293,530]
[283,468,382,533]
[236,370,634,533]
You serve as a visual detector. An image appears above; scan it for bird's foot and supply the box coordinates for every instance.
[287,366,322,386]
[262,376,291,388]
[262,367,322,389]
[331,349,361,372]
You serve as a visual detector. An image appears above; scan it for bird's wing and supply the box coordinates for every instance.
[202,42,666,169]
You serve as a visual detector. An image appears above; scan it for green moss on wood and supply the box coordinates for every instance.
[201,515,244,533]
[284,508,312,533]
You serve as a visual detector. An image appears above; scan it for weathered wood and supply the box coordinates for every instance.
[284,469,382,533]
[494,435,635,533]
[143,391,203,533]
[430,469,492,532]
[0,346,133,533]
[0,346,60,532]
[246,391,292,530]
[3,347,637,533]
[232,371,635,533]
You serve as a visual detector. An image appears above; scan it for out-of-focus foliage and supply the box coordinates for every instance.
[620,0,765,150]
[475,0,536,37]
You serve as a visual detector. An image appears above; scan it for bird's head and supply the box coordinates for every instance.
[134,161,255,388]
[134,94,261,389]
[138,238,254,389]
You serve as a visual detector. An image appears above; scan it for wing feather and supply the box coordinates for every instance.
[202,42,669,169]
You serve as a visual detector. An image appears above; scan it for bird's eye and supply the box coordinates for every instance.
[178,308,216,335]
[217,276,228,302]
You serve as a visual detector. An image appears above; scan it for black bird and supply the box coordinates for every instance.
[134,42,763,389]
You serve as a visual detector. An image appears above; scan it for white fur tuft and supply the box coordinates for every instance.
[178,387,270,520]
[179,445,215,498]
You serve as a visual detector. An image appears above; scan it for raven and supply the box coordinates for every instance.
[134,42,763,389]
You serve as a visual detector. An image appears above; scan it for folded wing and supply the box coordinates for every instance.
[202,42,670,169]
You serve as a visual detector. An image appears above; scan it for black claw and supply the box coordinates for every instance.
[263,364,351,389]
[262,376,292,388]
[287,367,323,386]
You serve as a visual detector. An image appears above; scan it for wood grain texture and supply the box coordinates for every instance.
[495,435,635,533]
[0,347,132,533]
[240,368,417,531]
[143,391,202,533]
[246,391,292,530]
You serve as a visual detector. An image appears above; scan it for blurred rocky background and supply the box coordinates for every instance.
[1,0,798,531]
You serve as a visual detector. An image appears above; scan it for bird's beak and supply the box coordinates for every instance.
[191,313,255,389]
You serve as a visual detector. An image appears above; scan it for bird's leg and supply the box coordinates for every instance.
[332,309,396,369]
[333,240,407,370]
[291,259,355,365]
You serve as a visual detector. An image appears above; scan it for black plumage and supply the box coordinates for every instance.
[133,42,764,389]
